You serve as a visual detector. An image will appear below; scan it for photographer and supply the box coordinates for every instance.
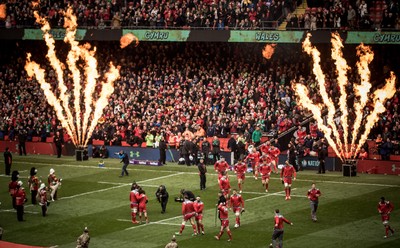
[176,189,195,202]
[156,185,169,214]
[117,150,129,177]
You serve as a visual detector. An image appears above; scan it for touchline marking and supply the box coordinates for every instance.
[0,209,38,214]
[11,161,400,188]
[60,172,184,200]
[125,215,182,231]
[246,188,297,202]
[97,181,128,185]
[139,184,160,188]
[242,191,306,198]
[60,183,131,200]
[117,219,181,226]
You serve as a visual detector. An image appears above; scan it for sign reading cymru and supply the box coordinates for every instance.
[346,31,400,44]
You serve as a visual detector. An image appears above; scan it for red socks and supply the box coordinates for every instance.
[227,230,232,239]
[192,224,197,234]
[179,224,185,233]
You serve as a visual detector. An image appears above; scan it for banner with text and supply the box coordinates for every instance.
[23,29,87,40]
[229,30,305,43]
[346,31,400,44]
[123,29,190,42]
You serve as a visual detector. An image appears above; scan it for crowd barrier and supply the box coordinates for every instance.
[87,145,233,165]
[278,155,342,171]
[357,159,400,175]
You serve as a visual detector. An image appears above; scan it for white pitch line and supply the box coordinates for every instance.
[140,184,160,188]
[60,183,131,200]
[125,214,183,231]
[152,222,182,226]
[0,209,38,214]
[97,181,128,185]
[116,219,181,226]
[60,172,183,200]
[246,188,297,202]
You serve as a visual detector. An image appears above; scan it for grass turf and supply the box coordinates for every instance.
[0,155,399,248]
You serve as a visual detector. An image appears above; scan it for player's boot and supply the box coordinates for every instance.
[175,232,182,236]
[214,236,220,240]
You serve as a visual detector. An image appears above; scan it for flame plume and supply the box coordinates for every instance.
[293,33,396,161]
[262,44,277,60]
[330,34,350,156]
[0,4,6,20]
[25,8,120,147]
[354,72,396,155]
[351,44,374,149]
[302,33,343,160]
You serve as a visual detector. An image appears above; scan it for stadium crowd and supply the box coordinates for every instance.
[1,0,399,30]
[0,41,399,157]
[0,41,309,145]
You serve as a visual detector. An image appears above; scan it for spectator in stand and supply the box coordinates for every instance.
[380,138,393,161]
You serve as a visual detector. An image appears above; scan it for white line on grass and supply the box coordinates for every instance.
[12,161,400,188]
[60,183,131,200]
[97,181,128,185]
[117,219,181,226]
[0,209,38,214]
[242,191,306,198]
[139,184,160,188]
[246,188,297,202]
[125,215,183,231]
[60,172,183,200]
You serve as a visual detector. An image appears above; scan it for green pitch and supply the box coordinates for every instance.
[1,155,399,248]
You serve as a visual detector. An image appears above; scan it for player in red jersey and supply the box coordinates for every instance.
[259,157,272,192]
[269,209,293,248]
[130,183,141,224]
[194,196,205,235]
[138,188,149,224]
[219,172,231,201]
[214,157,229,181]
[176,195,198,236]
[229,189,245,228]
[268,146,280,173]
[280,161,296,200]
[378,197,395,238]
[233,159,247,193]
[245,148,261,180]
[307,183,321,222]
[215,199,232,241]
[260,141,271,156]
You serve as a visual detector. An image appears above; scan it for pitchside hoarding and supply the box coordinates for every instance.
[8,29,399,44]
[278,155,341,171]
